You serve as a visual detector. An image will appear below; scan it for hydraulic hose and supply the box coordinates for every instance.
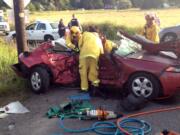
[116,106,180,135]
[59,116,151,135]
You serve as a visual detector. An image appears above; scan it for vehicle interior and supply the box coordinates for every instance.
[51,38,72,53]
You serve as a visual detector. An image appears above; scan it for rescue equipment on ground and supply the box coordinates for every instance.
[46,100,93,119]
[59,117,151,135]
[159,130,180,135]
[0,101,29,114]
[117,106,180,135]
[79,108,120,120]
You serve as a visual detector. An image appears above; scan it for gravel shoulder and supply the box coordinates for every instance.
[1,87,180,135]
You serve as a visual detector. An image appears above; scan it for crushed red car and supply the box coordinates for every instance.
[12,32,180,100]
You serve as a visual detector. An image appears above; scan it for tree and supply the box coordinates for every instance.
[130,0,144,8]
[103,0,116,8]
[141,0,168,9]
[116,0,132,9]
[59,0,71,10]
[80,0,104,9]
[0,1,9,10]
[168,0,180,6]
[70,0,81,8]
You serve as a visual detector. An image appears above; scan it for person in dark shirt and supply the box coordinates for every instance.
[68,14,82,31]
[58,19,66,38]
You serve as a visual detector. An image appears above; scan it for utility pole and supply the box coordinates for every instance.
[13,0,28,57]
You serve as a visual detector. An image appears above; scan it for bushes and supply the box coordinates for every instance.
[0,38,26,96]
[82,23,140,40]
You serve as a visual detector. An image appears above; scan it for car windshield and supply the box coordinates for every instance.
[115,35,142,57]
[50,23,58,29]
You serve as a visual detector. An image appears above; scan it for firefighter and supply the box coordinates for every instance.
[65,26,80,52]
[141,13,160,43]
[66,26,104,95]
[99,33,118,54]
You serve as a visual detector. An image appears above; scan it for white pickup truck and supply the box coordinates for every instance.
[7,20,60,41]
[0,16,10,35]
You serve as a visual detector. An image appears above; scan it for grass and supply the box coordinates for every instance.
[28,8,180,39]
[0,38,27,97]
[30,8,180,28]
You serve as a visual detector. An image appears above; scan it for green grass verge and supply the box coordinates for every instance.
[0,38,27,96]
[82,22,141,40]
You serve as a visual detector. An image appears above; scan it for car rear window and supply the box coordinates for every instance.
[50,23,58,29]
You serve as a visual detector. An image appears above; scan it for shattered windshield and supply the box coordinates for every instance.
[115,36,142,57]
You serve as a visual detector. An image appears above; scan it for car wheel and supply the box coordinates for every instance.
[44,35,54,41]
[161,32,177,42]
[128,73,160,100]
[30,67,50,93]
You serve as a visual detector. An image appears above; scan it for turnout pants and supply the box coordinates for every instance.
[79,57,100,91]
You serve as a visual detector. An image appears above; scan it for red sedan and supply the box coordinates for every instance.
[12,34,180,100]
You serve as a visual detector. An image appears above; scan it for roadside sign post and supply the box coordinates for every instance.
[13,0,28,58]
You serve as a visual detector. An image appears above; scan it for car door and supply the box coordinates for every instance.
[48,46,79,84]
[33,23,47,40]
[99,54,121,84]
[26,23,36,40]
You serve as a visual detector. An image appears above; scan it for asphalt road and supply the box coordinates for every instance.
[0,86,180,135]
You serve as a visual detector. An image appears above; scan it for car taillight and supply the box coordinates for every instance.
[166,66,180,73]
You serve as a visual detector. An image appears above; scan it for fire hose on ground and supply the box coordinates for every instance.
[59,116,151,135]
[49,93,180,135]
[55,105,180,135]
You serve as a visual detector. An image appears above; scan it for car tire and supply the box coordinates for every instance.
[127,73,160,100]
[161,32,177,43]
[29,67,50,94]
[44,35,54,41]
[120,94,148,111]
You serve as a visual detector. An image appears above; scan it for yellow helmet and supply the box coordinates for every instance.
[70,26,80,34]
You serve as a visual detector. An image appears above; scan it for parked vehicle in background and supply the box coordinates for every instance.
[159,25,180,42]
[0,10,4,16]
[12,32,180,100]
[0,16,10,35]
[7,20,59,42]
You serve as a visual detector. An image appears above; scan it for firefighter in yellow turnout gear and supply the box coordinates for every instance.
[65,26,80,52]
[141,13,160,43]
[66,26,104,93]
[78,32,104,91]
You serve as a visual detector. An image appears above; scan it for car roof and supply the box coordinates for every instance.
[35,20,57,24]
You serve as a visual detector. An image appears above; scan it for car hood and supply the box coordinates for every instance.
[127,51,179,65]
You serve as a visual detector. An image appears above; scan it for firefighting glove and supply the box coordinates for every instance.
[73,47,80,53]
